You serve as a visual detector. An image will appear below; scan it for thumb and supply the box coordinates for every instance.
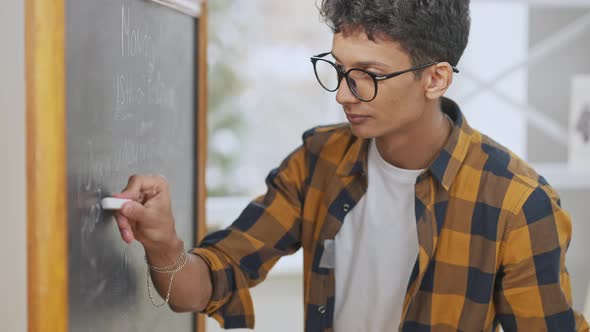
[120,200,148,222]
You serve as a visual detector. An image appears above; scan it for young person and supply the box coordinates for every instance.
[114,1,589,330]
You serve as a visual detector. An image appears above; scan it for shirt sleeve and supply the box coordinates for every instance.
[191,144,308,329]
[495,185,589,331]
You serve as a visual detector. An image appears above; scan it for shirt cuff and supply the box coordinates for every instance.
[191,247,255,329]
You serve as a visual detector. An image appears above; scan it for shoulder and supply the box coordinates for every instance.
[302,123,351,142]
[301,123,358,155]
[467,130,558,212]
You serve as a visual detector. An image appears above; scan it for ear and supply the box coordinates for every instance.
[424,63,454,100]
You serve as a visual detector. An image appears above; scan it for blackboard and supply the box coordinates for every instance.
[66,0,198,330]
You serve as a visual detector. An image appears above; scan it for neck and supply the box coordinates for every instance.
[375,100,452,170]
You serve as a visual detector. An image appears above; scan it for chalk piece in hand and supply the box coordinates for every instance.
[101,197,131,210]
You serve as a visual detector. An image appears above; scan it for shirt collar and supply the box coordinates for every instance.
[337,97,473,191]
[429,97,473,191]
[336,135,370,178]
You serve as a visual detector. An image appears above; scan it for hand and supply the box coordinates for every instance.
[113,175,179,251]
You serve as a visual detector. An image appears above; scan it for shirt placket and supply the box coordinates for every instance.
[310,170,367,332]
[400,174,441,328]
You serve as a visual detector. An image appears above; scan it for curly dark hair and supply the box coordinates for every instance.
[319,0,470,69]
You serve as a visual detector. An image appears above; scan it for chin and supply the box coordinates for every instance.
[348,123,377,139]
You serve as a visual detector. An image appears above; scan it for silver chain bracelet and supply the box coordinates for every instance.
[145,250,188,307]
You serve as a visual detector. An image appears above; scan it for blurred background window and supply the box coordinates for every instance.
[206,1,590,331]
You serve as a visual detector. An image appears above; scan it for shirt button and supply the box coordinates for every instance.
[318,305,326,314]
[343,204,350,212]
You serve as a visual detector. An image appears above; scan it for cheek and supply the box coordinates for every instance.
[375,78,414,103]
[370,87,406,118]
[370,83,424,124]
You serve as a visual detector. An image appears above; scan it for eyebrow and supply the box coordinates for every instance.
[331,52,391,69]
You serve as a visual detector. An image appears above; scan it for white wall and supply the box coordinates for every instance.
[446,2,529,158]
[0,0,27,331]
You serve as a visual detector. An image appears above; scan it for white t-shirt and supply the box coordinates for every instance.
[334,139,422,332]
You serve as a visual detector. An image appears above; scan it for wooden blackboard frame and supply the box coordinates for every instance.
[195,3,208,332]
[25,1,208,331]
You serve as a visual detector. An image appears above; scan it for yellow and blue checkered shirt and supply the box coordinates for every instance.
[193,98,589,331]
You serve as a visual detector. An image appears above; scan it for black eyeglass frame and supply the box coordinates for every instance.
[310,51,460,102]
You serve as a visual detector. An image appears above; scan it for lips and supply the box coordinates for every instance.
[345,113,369,124]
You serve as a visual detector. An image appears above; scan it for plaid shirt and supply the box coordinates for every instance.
[193,98,589,331]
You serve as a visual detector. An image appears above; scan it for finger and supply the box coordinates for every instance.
[117,175,146,201]
[114,211,136,243]
[121,227,135,243]
[114,210,133,230]
[112,191,147,205]
[145,189,170,208]
[112,191,135,199]
[120,201,149,223]
[119,175,166,201]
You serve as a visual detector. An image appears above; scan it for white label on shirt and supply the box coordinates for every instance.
[319,239,335,269]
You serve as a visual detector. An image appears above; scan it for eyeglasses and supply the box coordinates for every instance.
[310,52,460,102]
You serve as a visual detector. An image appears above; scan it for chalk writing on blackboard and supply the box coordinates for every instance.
[115,3,177,121]
[77,138,155,259]
[116,71,167,107]
[121,3,156,63]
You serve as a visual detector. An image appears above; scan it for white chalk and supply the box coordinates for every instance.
[101,197,131,210]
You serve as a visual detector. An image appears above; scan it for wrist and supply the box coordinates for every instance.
[144,236,184,267]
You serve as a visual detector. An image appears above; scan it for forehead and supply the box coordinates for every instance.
[331,30,410,66]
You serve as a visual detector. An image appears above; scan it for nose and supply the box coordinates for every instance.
[335,76,360,105]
